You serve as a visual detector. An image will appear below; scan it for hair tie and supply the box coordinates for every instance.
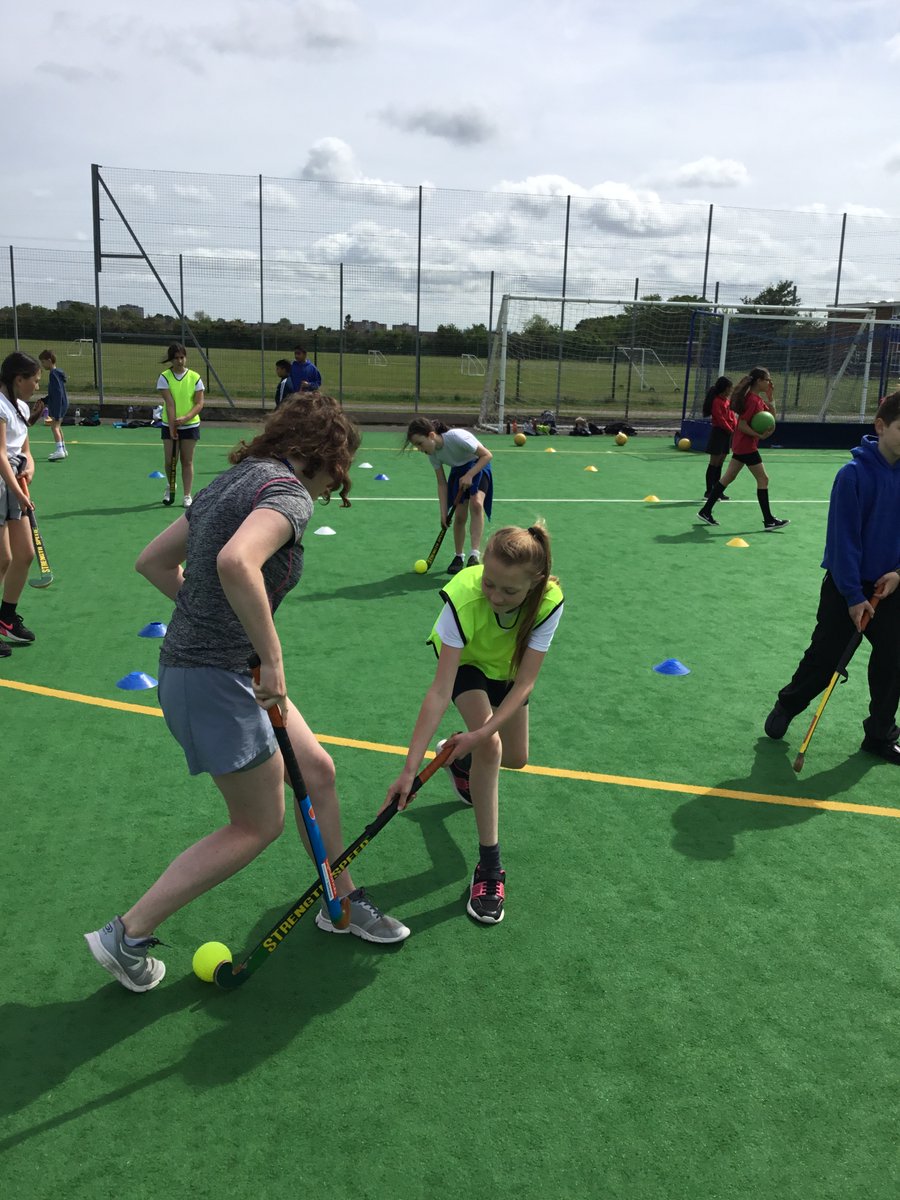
[527,525,541,538]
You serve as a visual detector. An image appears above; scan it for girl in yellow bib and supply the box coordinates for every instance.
[157,343,205,508]
[385,523,564,925]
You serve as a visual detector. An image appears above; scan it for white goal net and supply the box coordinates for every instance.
[480,295,896,429]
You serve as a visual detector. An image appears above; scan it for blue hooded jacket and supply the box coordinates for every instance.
[822,434,900,605]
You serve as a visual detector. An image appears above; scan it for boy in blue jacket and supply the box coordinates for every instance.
[765,391,900,764]
[38,350,69,461]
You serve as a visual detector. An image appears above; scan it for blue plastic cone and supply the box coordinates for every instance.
[116,671,158,690]
[148,470,165,479]
[138,622,167,638]
[375,473,389,481]
[653,658,691,676]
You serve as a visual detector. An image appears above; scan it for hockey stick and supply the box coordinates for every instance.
[792,592,881,774]
[214,739,455,989]
[250,655,347,928]
[18,478,53,589]
[423,487,468,571]
[163,429,178,505]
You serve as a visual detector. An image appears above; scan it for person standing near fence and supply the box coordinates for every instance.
[701,375,735,500]
[0,352,40,656]
[158,343,204,508]
[405,417,494,574]
[289,346,321,394]
[274,359,293,407]
[697,367,789,531]
[37,350,69,462]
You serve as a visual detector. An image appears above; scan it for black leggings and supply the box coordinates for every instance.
[777,573,900,743]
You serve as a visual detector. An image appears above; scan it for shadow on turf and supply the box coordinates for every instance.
[0,905,386,1149]
[0,801,473,1150]
[300,570,450,603]
[40,503,165,519]
[670,735,881,861]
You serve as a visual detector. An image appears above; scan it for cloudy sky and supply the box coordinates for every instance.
[4,0,900,321]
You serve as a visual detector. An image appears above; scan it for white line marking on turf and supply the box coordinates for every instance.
[352,496,830,504]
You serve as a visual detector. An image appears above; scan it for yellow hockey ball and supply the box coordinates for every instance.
[677,437,691,451]
[615,432,628,445]
[414,559,428,574]
[192,941,233,983]
[513,432,526,446]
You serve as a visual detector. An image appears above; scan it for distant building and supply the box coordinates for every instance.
[347,319,387,333]
[117,303,144,318]
[392,322,416,333]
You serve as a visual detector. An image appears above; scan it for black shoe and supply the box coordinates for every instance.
[447,554,464,575]
[697,509,719,526]
[467,864,506,924]
[764,518,790,531]
[465,552,481,568]
[0,614,34,644]
[764,702,792,739]
[860,737,900,765]
[719,493,730,501]
[0,640,10,657]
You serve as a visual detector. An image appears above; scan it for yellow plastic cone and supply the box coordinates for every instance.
[726,537,749,548]
[584,465,598,472]
[545,447,556,453]
[643,494,660,502]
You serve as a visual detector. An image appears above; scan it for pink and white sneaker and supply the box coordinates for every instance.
[466,864,506,924]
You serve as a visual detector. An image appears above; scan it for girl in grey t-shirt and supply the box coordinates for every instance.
[85,395,411,993]
[405,417,494,575]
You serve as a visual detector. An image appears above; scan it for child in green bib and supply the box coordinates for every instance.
[385,523,564,925]
[157,343,205,508]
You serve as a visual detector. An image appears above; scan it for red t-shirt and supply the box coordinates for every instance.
[731,392,771,455]
[710,395,737,433]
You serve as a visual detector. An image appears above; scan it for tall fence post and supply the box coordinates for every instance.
[701,204,713,299]
[9,247,19,349]
[834,212,847,306]
[488,269,495,361]
[339,262,344,405]
[555,195,571,416]
[90,164,105,407]
[624,277,639,419]
[414,185,422,412]
[179,253,187,346]
[259,174,266,408]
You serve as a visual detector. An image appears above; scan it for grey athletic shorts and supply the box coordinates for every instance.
[158,664,277,776]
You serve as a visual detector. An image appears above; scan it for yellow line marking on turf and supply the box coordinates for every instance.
[3,677,898,819]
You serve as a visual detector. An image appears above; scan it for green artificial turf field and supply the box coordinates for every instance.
[1,426,897,1200]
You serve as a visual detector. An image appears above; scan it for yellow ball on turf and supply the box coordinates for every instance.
[192,941,233,983]
[513,432,526,446]
[615,432,628,445]
[414,559,428,574]
[677,437,691,451]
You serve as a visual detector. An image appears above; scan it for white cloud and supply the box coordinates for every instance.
[671,157,750,189]
[297,138,424,206]
[207,0,364,55]
[886,33,900,61]
[885,145,900,173]
[495,175,689,237]
[129,184,157,203]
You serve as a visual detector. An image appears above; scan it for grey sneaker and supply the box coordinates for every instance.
[314,888,410,944]
[84,915,166,992]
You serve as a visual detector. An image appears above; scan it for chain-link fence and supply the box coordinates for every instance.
[0,164,898,419]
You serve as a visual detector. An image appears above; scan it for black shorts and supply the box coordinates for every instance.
[160,426,201,441]
[705,426,731,456]
[452,664,528,708]
[732,450,762,467]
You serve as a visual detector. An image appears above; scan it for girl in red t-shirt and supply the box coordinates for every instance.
[702,375,736,500]
[698,366,789,530]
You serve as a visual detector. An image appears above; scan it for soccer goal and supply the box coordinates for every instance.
[685,306,897,421]
[460,353,485,376]
[479,294,898,430]
[367,350,387,367]
[68,338,93,357]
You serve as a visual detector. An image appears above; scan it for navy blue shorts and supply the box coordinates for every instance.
[732,450,762,467]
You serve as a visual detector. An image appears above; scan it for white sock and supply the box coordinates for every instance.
[56,441,65,451]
